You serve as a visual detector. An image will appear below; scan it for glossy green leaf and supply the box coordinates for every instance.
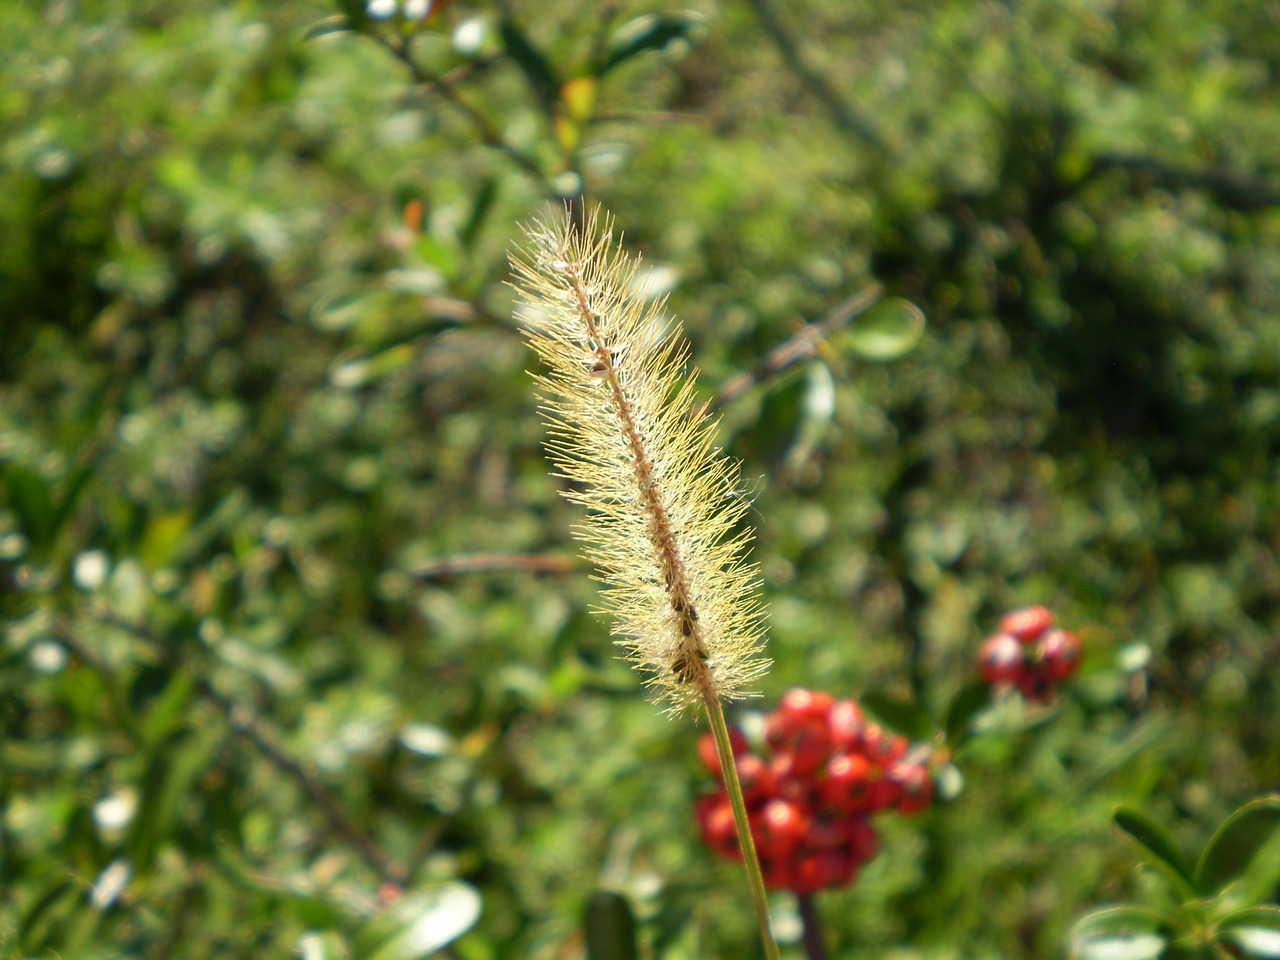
[841,298,926,361]
[1195,796,1280,895]
[305,16,352,41]
[354,884,482,960]
[1222,906,1280,958]
[1070,906,1170,960]
[300,930,352,960]
[600,14,702,75]
[1113,807,1195,892]
[584,890,638,960]
[944,680,992,749]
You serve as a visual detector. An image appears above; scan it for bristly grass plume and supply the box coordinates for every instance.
[509,205,771,714]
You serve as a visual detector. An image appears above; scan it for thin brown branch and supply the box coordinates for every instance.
[715,284,884,404]
[383,35,550,187]
[1087,153,1280,211]
[197,679,407,886]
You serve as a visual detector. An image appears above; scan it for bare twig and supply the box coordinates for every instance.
[1087,153,1280,211]
[198,680,407,886]
[383,35,550,188]
[715,284,883,404]
[745,0,888,152]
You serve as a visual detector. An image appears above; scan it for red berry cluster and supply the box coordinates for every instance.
[695,688,934,895]
[979,605,1081,702]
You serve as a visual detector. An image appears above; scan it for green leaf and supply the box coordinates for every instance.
[859,690,932,741]
[354,884,482,960]
[1113,807,1196,894]
[944,680,992,748]
[127,728,217,870]
[1195,795,1280,896]
[18,878,79,952]
[600,14,702,75]
[499,21,559,112]
[414,234,458,279]
[305,16,352,41]
[139,509,193,569]
[584,890,638,960]
[841,298,926,361]
[5,464,56,550]
[1221,906,1280,958]
[51,464,94,542]
[300,931,351,960]
[459,178,498,252]
[1070,906,1171,960]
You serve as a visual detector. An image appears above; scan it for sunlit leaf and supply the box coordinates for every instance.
[841,298,925,361]
[600,14,702,75]
[1070,906,1171,960]
[354,884,482,960]
[1195,796,1280,895]
[1113,807,1195,894]
[1222,907,1280,958]
[300,931,351,960]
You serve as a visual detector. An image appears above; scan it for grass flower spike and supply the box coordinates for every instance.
[509,205,770,714]
[511,204,780,958]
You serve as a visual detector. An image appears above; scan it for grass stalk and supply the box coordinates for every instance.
[706,695,782,960]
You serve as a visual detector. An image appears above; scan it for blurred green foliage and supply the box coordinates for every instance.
[2,0,1279,957]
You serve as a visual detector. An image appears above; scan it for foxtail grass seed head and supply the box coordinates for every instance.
[510,206,770,714]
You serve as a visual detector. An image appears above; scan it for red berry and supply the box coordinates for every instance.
[735,753,775,805]
[860,722,907,768]
[697,795,741,861]
[846,818,879,864]
[1038,628,1081,681]
[805,815,854,850]
[980,632,1025,684]
[828,698,865,750]
[792,850,857,894]
[820,753,874,814]
[766,712,831,778]
[780,688,835,724]
[754,798,810,858]
[1015,664,1055,704]
[866,770,903,813]
[999,605,1055,644]
[889,761,935,816]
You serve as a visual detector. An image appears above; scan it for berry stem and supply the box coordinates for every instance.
[797,893,829,960]
[706,694,781,960]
